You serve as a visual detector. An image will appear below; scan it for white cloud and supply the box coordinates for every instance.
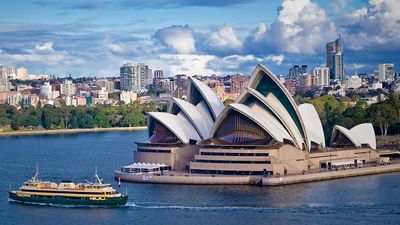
[331,0,349,14]
[247,0,336,54]
[214,55,256,70]
[263,54,284,65]
[0,42,84,65]
[339,0,400,51]
[158,54,216,75]
[206,26,242,53]
[103,36,125,53]
[207,54,285,73]
[34,42,54,52]
[154,25,196,54]
[346,63,365,70]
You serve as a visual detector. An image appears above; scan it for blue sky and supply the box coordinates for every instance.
[0,0,399,77]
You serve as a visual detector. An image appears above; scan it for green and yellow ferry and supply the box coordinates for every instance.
[9,167,128,206]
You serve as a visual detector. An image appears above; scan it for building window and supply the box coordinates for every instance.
[214,110,274,145]
[149,121,180,144]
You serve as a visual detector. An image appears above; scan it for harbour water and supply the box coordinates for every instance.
[1,131,400,225]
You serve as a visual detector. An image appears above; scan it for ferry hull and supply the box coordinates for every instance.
[8,191,128,206]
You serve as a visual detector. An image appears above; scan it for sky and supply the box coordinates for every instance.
[0,0,399,77]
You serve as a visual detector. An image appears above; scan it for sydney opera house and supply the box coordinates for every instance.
[134,64,379,176]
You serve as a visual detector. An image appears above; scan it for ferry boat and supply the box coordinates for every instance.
[9,166,128,206]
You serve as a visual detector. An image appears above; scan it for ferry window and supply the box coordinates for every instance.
[226,153,238,156]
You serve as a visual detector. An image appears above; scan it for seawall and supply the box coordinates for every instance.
[262,163,400,186]
[115,164,400,186]
[0,126,147,136]
[115,171,252,185]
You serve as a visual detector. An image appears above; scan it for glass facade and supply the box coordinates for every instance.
[149,121,180,144]
[214,110,274,145]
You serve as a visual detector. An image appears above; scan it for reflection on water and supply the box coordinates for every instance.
[1,131,400,225]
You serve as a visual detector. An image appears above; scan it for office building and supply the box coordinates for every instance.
[60,79,76,96]
[313,67,330,87]
[5,65,15,77]
[16,67,28,80]
[120,91,138,104]
[96,78,115,92]
[120,63,152,92]
[230,74,249,93]
[0,65,10,92]
[154,69,164,79]
[378,63,395,82]
[326,35,344,80]
[343,75,362,89]
[288,65,308,77]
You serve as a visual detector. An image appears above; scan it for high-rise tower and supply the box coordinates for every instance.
[326,35,344,80]
[120,63,152,92]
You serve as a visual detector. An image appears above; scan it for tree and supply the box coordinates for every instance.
[94,111,110,128]
[303,90,314,98]
[343,105,367,125]
[78,113,94,128]
[368,103,398,136]
[41,106,61,129]
[336,117,355,129]
[10,113,22,130]
[223,99,235,106]
[0,106,9,126]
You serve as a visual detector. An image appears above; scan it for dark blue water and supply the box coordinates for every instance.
[1,131,400,225]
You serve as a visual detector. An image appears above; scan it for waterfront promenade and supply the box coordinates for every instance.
[117,160,400,186]
[262,162,400,186]
[0,126,147,136]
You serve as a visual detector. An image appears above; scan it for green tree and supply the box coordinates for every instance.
[10,112,22,130]
[41,106,61,129]
[223,99,235,106]
[0,106,9,126]
[78,113,94,128]
[368,103,398,136]
[342,105,367,125]
[94,111,110,128]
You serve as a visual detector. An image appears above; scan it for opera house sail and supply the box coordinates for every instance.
[133,64,379,177]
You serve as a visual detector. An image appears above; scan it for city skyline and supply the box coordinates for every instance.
[0,0,399,77]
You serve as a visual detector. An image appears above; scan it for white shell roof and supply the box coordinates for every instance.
[195,100,214,129]
[211,103,292,143]
[169,97,212,139]
[250,102,294,143]
[264,92,304,150]
[247,64,309,150]
[298,103,326,149]
[236,88,303,149]
[188,76,224,120]
[148,112,201,144]
[350,123,376,149]
[331,123,376,149]
[331,125,362,147]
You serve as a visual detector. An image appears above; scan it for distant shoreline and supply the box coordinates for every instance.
[0,126,147,136]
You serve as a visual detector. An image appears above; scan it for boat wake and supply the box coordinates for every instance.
[125,202,296,211]
[8,198,334,211]
[10,199,388,212]
[125,202,391,212]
